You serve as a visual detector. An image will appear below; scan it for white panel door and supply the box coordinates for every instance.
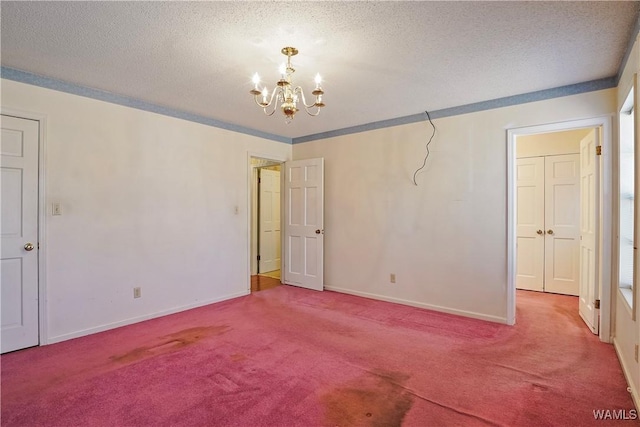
[1,115,39,353]
[283,158,324,291]
[579,130,599,334]
[544,154,580,296]
[258,168,281,273]
[516,157,545,291]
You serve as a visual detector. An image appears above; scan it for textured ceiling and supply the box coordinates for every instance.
[1,1,639,140]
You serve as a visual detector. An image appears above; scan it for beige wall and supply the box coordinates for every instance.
[614,34,640,410]
[294,89,616,323]
[516,128,591,158]
[1,79,292,343]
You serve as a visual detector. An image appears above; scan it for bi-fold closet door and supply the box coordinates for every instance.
[516,154,580,296]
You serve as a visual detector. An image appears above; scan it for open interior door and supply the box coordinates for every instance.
[283,158,324,291]
[258,168,281,273]
[578,128,600,334]
[1,115,40,353]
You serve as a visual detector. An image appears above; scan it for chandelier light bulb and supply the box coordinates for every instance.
[250,73,262,95]
[314,73,322,87]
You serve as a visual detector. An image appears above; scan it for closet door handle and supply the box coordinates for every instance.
[547,229,554,235]
[536,230,543,235]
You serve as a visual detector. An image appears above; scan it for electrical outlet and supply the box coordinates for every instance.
[133,287,141,299]
[635,344,638,362]
[390,273,396,284]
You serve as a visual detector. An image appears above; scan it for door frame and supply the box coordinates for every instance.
[507,116,613,342]
[257,167,281,275]
[246,151,286,290]
[2,107,48,346]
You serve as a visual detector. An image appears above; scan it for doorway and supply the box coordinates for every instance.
[249,155,284,292]
[246,155,326,293]
[257,165,281,279]
[507,117,613,341]
[515,129,587,296]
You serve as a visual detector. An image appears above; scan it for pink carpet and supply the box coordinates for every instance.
[1,287,636,426]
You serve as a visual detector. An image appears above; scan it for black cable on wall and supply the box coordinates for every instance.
[413,110,436,186]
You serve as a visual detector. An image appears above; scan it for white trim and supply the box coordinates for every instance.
[246,151,287,290]
[613,338,640,411]
[618,287,635,318]
[325,286,507,324]
[1,107,49,346]
[507,115,614,342]
[47,290,249,344]
[507,128,517,325]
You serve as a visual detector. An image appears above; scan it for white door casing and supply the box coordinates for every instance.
[508,117,612,340]
[283,158,324,291]
[579,129,600,334]
[258,168,281,273]
[516,157,545,292]
[1,115,40,353]
[544,154,580,296]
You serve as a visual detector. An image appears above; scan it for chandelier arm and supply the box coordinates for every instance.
[295,86,318,109]
[256,88,281,116]
[254,86,280,108]
[253,96,267,108]
[302,106,321,116]
[295,87,322,116]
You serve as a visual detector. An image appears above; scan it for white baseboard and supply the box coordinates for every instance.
[46,290,250,344]
[613,338,640,411]
[324,286,507,324]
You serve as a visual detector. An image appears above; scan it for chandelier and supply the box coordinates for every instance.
[250,47,325,123]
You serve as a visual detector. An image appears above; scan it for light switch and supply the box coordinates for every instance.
[52,202,62,216]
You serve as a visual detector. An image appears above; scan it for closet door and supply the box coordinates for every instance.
[516,157,545,291]
[544,154,580,296]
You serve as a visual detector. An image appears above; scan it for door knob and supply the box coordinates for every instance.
[24,243,34,251]
[536,230,543,235]
[547,229,554,235]
[315,229,321,234]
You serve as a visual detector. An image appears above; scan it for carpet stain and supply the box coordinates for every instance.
[230,353,247,362]
[110,325,229,364]
[531,383,549,392]
[322,370,413,427]
[211,373,240,392]
[552,303,581,322]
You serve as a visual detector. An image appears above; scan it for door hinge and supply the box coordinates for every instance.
[596,145,602,156]
[594,299,600,309]
[257,255,261,261]
[258,177,261,183]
